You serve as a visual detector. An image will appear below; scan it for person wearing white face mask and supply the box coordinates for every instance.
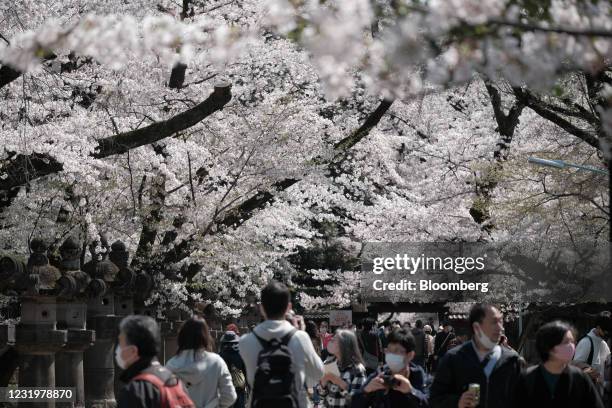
[317,330,367,407]
[115,315,195,408]
[430,303,522,408]
[513,321,604,408]
[351,328,429,408]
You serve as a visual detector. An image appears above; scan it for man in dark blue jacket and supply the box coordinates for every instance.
[430,303,522,408]
[352,328,429,407]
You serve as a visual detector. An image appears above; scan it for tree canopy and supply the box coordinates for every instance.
[0,0,610,315]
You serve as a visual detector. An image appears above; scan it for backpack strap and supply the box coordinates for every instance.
[132,372,168,408]
[252,331,269,348]
[253,328,296,348]
[281,328,297,346]
[438,332,452,354]
[586,335,594,366]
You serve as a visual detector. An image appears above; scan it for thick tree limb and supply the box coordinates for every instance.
[484,80,524,161]
[0,65,21,89]
[0,54,57,90]
[218,178,300,229]
[93,83,231,158]
[470,79,525,229]
[0,83,232,210]
[0,154,63,210]
[514,87,600,149]
[334,99,395,152]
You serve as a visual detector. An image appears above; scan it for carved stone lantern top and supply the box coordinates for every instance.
[27,238,60,291]
[59,237,81,272]
[109,240,135,295]
[109,240,129,268]
[95,254,119,283]
[82,239,119,283]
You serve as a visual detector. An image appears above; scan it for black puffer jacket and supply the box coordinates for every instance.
[430,341,522,408]
[117,357,162,408]
[513,364,604,408]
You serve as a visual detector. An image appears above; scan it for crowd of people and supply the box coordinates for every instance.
[113,281,612,408]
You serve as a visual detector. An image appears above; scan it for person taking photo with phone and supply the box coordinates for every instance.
[352,328,429,408]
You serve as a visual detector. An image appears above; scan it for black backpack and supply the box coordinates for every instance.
[251,329,299,408]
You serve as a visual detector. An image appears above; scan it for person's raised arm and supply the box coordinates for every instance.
[299,331,324,387]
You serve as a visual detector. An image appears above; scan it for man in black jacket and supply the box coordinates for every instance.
[430,304,522,408]
[115,315,170,408]
[432,321,455,372]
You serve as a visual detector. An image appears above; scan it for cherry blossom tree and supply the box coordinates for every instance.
[0,0,610,315]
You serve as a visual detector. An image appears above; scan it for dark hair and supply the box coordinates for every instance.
[361,318,375,331]
[305,320,319,340]
[415,320,423,329]
[536,321,574,362]
[595,311,612,331]
[392,320,401,326]
[261,281,290,319]
[468,303,498,334]
[386,328,416,353]
[177,316,215,354]
[119,315,160,358]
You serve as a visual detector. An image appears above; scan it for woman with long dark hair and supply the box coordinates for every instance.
[166,316,237,408]
[219,330,247,408]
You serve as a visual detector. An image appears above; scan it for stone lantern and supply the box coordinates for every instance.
[81,237,121,408]
[108,241,135,317]
[107,241,135,398]
[55,238,97,408]
[14,239,67,408]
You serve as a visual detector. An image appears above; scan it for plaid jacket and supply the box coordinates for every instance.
[317,359,367,407]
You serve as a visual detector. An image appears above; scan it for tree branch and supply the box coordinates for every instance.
[514,87,600,149]
[0,65,21,89]
[487,19,612,38]
[0,154,63,210]
[162,97,394,269]
[93,83,231,158]
[0,83,232,211]
[0,54,56,90]
[334,99,395,152]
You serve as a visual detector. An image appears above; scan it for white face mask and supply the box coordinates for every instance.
[327,339,339,355]
[385,352,406,373]
[474,324,497,351]
[115,345,128,370]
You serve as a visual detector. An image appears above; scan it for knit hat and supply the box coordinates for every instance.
[220,331,240,343]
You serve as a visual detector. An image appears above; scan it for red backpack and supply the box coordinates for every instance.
[133,364,195,408]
